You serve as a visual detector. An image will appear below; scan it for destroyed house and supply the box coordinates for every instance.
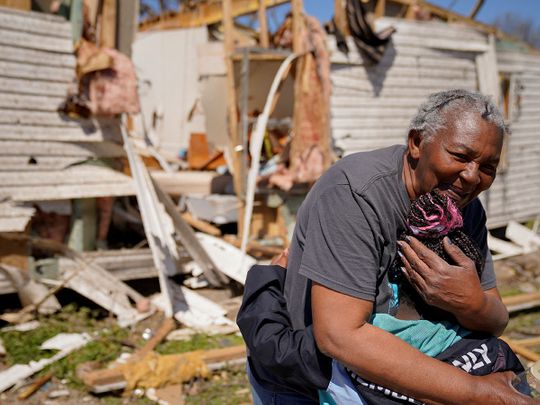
[137,0,540,236]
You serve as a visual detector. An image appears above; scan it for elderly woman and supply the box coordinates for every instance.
[238,89,534,404]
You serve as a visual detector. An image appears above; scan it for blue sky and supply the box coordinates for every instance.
[253,0,540,31]
[144,1,540,35]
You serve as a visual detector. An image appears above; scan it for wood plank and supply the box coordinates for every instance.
[0,4,68,23]
[258,0,269,48]
[0,156,87,171]
[0,77,69,96]
[0,93,65,111]
[0,120,121,142]
[332,66,476,82]
[0,28,73,53]
[5,182,134,201]
[0,44,75,67]
[180,211,221,237]
[222,0,243,198]
[154,179,229,287]
[510,337,540,348]
[0,216,32,232]
[0,1,30,11]
[0,202,34,217]
[0,111,83,126]
[377,17,488,42]
[500,337,540,362]
[99,0,117,48]
[331,74,476,92]
[138,0,289,31]
[149,170,219,196]
[0,8,71,38]
[503,292,540,313]
[0,140,125,157]
[0,166,131,186]
[0,60,73,82]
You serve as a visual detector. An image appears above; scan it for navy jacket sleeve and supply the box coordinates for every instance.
[236,264,331,400]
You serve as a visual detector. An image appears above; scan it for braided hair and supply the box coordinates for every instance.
[390,190,485,320]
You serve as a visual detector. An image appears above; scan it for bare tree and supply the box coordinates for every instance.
[493,12,540,49]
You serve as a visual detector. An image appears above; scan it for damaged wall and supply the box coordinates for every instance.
[0,6,134,230]
[484,49,540,228]
[328,17,540,228]
[329,18,485,153]
[132,28,208,160]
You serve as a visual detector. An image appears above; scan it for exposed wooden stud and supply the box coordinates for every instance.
[99,0,117,48]
[503,292,540,313]
[139,0,289,32]
[258,0,269,48]
[500,337,540,362]
[180,212,221,237]
[375,0,386,19]
[291,0,303,54]
[222,0,246,239]
[334,0,349,35]
[469,0,484,19]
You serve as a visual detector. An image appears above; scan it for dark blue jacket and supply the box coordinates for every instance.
[236,264,331,400]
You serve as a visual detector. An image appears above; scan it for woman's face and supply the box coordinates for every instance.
[408,112,503,208]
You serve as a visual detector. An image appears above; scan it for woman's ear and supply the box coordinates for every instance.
[407,129,423,160]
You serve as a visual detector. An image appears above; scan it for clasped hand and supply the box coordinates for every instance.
[397,236,485,316]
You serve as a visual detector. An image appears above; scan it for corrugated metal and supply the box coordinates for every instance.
[484,50,540,228]
[329,17,485,155]
[0,7,133,230]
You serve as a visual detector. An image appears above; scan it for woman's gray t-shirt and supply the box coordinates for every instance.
[283,144,496,330]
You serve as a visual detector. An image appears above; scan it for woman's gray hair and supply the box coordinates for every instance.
[408,89,507,141]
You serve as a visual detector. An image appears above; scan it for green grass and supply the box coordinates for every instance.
[0,305,249,403]
[184,364,250,405]
[157,333,244,355]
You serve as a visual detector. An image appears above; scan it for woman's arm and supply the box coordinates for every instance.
[312,282,530,405]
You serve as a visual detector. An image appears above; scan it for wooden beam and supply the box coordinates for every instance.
[334,0,348,36]
[139,0,290,32]
[503,292,540,313]
[222,0,246,239]
[258,0,269,48]
[375,0,386,19]
[389,0,496,35]
[99,0,117,48]
[83,344,247,392]
[153,178,229,287]
[512,337,540,348]
[180,211,221,237]
[500,337,540,362]
[469,0,484,19]
[292,0,303,54]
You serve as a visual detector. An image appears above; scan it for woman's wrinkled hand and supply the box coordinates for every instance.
[397,236,485,315]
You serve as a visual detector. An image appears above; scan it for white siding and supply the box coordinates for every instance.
[0,6,133,231]
[329,18,540,227]
[484,50,540,228]
[329,18,486,154]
